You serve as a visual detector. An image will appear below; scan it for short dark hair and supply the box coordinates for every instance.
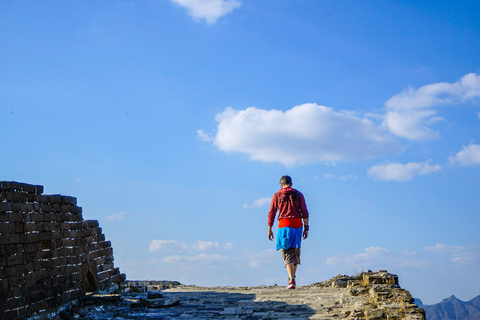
[279,175,292,186]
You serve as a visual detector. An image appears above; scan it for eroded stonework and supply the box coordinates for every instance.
[0,181,125,320]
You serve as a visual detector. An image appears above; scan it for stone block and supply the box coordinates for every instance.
[4,233,21,245]
[35,185,44,194]
[35,194,48,204]
[7,254,24,266]
[19,203,34,212]
[0,256,7,268]
[31,213,44,222]
[0,222,16,233]
[7,212,23,223]
[47,194,62,204]
[24,222,41,232]
[0,201,13,212]
[41,204,53,213]
[0,266,18,278]
[8,275,26,287]
[5,244,23,255]
[13,192,28,202]
[70,205,82,214]
[61,196,77,206]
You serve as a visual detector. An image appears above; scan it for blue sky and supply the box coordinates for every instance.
[1,0,480,305]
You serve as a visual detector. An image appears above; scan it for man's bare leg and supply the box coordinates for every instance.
[286,263,296,280]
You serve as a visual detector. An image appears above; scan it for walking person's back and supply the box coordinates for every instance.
[267,175,310,289]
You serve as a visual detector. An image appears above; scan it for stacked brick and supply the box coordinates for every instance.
[0,181,126,320]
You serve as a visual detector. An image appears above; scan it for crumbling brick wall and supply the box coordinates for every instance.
[0,181,126,320]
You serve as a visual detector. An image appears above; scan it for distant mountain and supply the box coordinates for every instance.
[417,295,480,320]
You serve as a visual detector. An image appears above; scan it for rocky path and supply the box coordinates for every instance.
[72,271,425,319]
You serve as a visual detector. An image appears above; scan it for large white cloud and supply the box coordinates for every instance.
[384,73,480,140]
[170,0,241,24]
[367,161,441,182]
[200,103,398,166]
[448,144,480,166]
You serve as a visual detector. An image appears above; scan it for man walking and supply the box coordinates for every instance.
[268,175,309,289]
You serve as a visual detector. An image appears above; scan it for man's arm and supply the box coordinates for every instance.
[303,218,309,240]
[268,226,274,241]
[267,194,277,241]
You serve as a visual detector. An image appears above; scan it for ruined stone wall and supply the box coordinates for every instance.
[0,181,126,320]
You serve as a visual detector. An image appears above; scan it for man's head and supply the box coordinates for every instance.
[279,175,292,187]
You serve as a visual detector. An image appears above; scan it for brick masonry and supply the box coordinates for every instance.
[0,181,126,320]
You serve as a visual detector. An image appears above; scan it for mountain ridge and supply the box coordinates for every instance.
[417,294,480,320]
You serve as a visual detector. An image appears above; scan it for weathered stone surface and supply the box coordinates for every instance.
[140,297,180,308]
[147,291,164,299]
[72,272,425,319]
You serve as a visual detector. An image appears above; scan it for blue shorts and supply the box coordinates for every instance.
[276,226,303,251]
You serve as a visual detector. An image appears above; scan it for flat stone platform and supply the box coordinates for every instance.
[161,285,368,319]
[72,271,425,319]
[76,284,423,319]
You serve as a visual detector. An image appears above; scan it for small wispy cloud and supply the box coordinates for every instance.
[104,211,126,221]
[326,246,428,269]
[170,0,241,24]
[149,240,188,252]
[163,253,232,264]
[191,240,234,251]
[243,197,271,208]
[149,239,233,252]
[448,144,480,166]
[244,249,276,268]
[367,160,441,182]
[197,129,214,143]
[425,244,477,263]
[340,174,358,181]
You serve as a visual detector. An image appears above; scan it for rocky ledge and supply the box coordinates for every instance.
[58,271,425,320]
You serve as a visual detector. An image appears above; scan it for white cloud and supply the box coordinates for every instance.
[149,240,188,252]
[163,253,232,264]
[323,174,335,179]
[104,211,125,221]
[367,160,441,182]
[202,104,398,166]
[170,0,241,24]
[326,246,428,269]
[448,144,480,166]
[197,129,214,142]
[191,240,234,251]
[149,239,233,252]
[384,73,480,140]
[425,244,477,264]
[243,197,271,208]
[244,249,276,268]
[340,174,357,181]
[477,111,480,120]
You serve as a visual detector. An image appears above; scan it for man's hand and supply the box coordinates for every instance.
[303,229,308,240]
[268,228,274,241]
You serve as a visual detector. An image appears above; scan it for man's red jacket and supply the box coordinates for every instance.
[268,187,309,227]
